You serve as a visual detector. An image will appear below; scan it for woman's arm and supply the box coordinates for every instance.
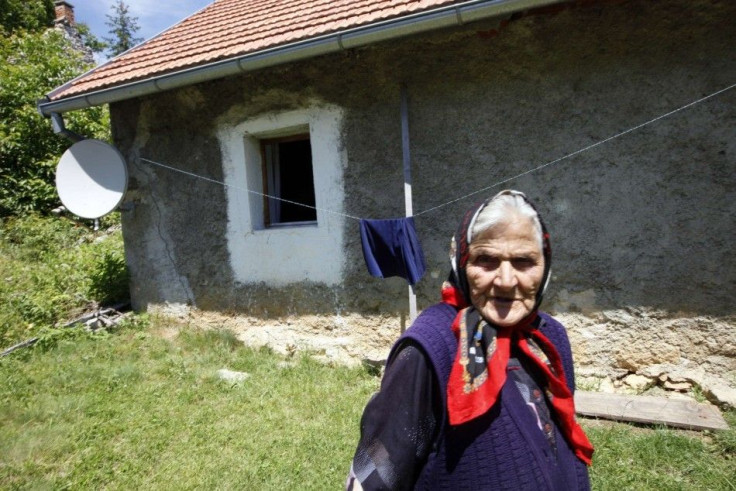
[347,341,442,490]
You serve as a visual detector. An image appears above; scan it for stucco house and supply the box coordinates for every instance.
[38,0,735,403]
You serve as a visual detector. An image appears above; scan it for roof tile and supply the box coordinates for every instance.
[51,0,465,100]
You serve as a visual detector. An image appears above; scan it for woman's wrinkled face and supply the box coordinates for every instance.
[465,215,545,327]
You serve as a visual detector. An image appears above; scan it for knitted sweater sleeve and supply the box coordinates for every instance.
[347,341,442,491]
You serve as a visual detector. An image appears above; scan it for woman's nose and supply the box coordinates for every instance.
[494,261,517,289]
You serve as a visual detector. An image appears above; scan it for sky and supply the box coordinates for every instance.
[73,0,213,57]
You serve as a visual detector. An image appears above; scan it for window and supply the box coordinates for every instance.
[219,105,346,285]
[260,134,317,226]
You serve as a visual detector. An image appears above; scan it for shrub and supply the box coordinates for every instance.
[0,214,128,347]
[0,29,109,217]
[88,246,130,306]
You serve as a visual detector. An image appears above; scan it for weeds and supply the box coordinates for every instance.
[0,213,129,347]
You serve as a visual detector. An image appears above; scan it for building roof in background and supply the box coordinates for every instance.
[48,0,472,101]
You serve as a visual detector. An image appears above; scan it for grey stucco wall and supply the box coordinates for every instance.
[113,0,735,320]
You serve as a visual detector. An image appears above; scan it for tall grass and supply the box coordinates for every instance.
[0,213,129,348]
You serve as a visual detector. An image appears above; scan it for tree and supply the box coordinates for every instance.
[0,0,54,35]
[0,30,109,216]
[103,1,143,57]
[76,22,107,54]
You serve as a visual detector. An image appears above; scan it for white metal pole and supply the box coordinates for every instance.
[401,84,418,323]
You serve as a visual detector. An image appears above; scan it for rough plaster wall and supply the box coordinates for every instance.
[112,0,736,396]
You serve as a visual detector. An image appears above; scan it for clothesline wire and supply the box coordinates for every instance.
[137,81,735,221]
[138,157,363,221]
[414,81,736,217]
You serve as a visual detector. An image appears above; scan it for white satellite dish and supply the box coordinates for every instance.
[55,139,128,219]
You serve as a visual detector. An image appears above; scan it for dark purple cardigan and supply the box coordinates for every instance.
[389,303,591,490]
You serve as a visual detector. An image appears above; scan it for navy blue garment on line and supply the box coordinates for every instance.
[359,217,427,286]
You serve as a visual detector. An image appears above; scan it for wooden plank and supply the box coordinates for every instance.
[574,391,729,431]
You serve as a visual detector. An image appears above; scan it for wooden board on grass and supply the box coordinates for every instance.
[574,391,729,431]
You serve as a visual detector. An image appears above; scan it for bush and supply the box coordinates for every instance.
[0,214,128,347]
[88,246,130,306]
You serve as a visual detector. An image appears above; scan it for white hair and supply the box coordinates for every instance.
[469,190,543,250]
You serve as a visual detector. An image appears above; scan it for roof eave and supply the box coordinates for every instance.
[38,0,565,117]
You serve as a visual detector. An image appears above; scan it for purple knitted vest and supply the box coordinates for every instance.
[389,303,591,490]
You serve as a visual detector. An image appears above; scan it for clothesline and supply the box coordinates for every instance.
[138,81,736,221]
[138,157,362,221]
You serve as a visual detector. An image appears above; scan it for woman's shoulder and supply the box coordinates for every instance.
[537,312,572,350]
[538,311,564,328]
[406,303,457,341]
[389,303,458,380]
[417,302,458,322]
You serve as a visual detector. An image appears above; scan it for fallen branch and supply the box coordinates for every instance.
[1,303,131,357]
[1,337,39,357]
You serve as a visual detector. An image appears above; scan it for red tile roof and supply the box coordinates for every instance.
[50,0,469,101]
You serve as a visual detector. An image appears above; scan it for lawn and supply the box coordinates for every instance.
[0,319,377,489]
[1,319,734,490]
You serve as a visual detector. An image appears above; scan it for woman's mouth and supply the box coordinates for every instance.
[491,296,516,304]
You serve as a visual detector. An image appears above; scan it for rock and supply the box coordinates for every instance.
[217,369,250,382]
[598,377,617,394]
[700,380,736,409]
[623,374,653,392]
[663,380,691,391]
[707,385,736,409]
[615,344,680,372]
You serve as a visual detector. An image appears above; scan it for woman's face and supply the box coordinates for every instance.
[465,215,545,327]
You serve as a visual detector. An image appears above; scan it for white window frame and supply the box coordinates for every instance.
[218,106,346,286]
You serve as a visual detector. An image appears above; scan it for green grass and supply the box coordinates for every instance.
[0,320,734,489]
[586,417,736,490]
[0,319,378,489]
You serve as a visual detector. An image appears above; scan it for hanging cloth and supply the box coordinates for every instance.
[359,217,427,286]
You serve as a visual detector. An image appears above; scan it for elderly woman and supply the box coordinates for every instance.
[347,190,593,490]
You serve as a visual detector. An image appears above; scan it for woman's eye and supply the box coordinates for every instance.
[475,255,498,267]
[513,257,535,268]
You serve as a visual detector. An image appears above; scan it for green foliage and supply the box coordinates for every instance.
[103,0,142,57]
[0,0,54,35]
[0,29,110,216]
[88,244,130,306]
[33,325,88,351]
[0,214,128,347]
[75,22,107,53]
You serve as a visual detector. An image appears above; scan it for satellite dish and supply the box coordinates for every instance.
[55,139,128,219]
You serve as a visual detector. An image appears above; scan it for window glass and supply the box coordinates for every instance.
[261,135,316,226]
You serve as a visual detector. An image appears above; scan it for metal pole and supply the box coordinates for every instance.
[401,84,418,323]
